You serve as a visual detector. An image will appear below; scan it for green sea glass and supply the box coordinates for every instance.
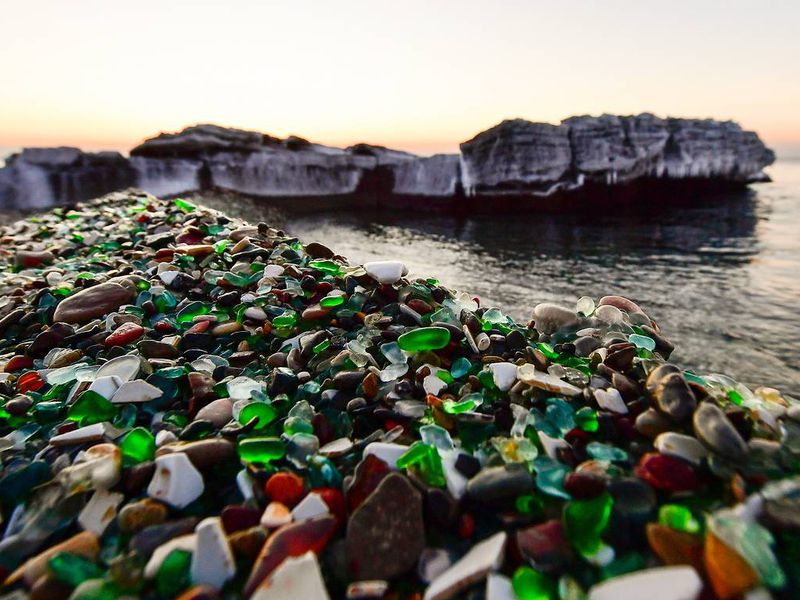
[67,391,118,426]
[564,492,614,556]
[238,437,286,464]
[119,427,155,464]
[397,326,451,352]
[512,566,556,600]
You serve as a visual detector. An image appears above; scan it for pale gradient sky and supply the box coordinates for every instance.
[1,0,799,156]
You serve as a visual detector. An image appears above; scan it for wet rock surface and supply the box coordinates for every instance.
[0,190,798,599]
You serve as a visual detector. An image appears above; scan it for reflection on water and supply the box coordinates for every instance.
[261,162,800,390]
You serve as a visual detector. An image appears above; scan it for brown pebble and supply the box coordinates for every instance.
[229,526,268,560]
[118,498,169,533]
[5,531,99,587]
[52,282,135,324]
[156,438,237,469]
[29,574,72,600]
[635,408,673,439]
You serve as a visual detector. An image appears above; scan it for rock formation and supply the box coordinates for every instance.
[0,114,775,210]
[0,148,134,210]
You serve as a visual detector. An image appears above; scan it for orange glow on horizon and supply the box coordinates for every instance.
[1,1,799,157]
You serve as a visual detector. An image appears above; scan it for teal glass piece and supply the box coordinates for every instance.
[628,333,656,351]
[450,357,472,379]
[586,442,628,462]
[545,398,576,434]
[533,456,571,499]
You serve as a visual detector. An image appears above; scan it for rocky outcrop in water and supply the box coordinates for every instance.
[0,148,134,210]
[0,114,775,210]
[460,114,775,196]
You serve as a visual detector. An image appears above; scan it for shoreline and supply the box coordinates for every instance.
[0,191,797,599]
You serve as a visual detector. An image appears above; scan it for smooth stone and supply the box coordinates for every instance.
[110,379,163,403]
[144,534,196,579]
[138,339,180,359]
[49,422,109,446]
[693,402,749,461]
[517,364,582,396]
[654,432,709,466]
[515,519,573,573]
[594,388,628,414]
[244,306,268,321]
[78,489,124,536]
[131,517,198,559]
[607,477,657,520]
[587,566,702,600]
[95,354,141,382]
[6,531,99,587]
[229,526,268,560]
[118,498,169,533]
[195,398,233,428]
[363,261,408,285]
[52,282,135,324]
[645,364,682,395]
[346,473,425,580]
[190,517,236,590]
[157,438,237,469]
[305,241,335,258]
[363,442,409,469]
[291,492,330,521]
[653,372,696,421]
[598,295,644,315]
[466,465,534,503]
[147,452,205,508]
[212,321,242,336]
[489,362,517,392]
[250,551,330,600]
[635,408,673,438]
[87,375,122,400]
[15,249,55,267]
[574,336,601,357]
[423,532,506,600]
[532,303,579,335]
[261,502,292,528]
[319,437,354,457]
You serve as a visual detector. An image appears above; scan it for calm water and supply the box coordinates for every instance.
[279,161,800,392]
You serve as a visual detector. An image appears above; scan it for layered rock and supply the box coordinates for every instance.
[0,148,134,210]
[460,114,775,196]
[0,114,776,210]
[459,120,573,195]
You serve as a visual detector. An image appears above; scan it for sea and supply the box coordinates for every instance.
[283,160,800,393]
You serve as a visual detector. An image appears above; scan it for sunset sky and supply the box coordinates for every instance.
[1,0,799,156]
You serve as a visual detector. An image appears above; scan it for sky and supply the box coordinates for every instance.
[1,0,799,156]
